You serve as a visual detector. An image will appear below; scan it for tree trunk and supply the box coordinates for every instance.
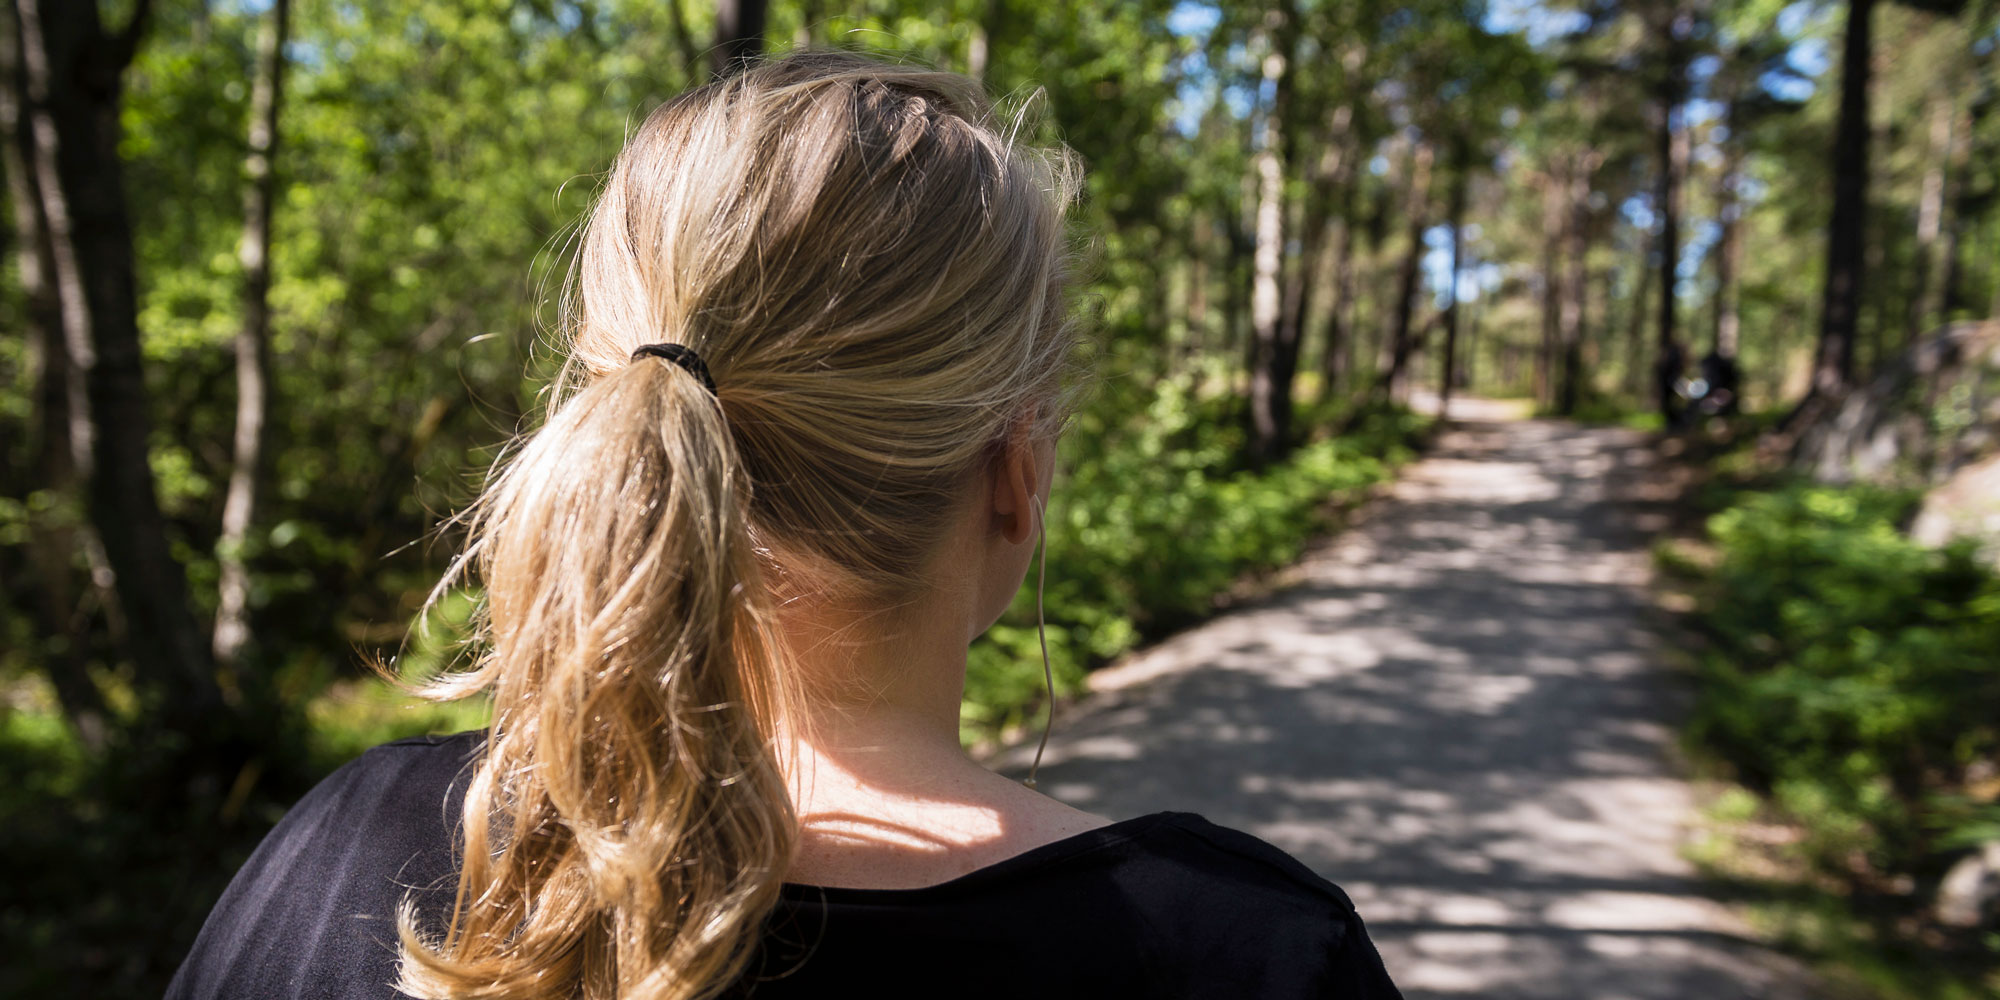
[1278,188,1329,423]
[1591,265,1615,371]
[1439,138,1470,418]
[967,0,1002,83]
[713,0,766,77]
[1713,113,1745,361]
[1245,5,1297,467]
[1287,101,1351,407]
[1184,212,1210,370]
[667,0,700,80]
[1941,96,1979,316]
[1220,214,1248,399]
[790,0,820,50]
[1653,18,1690,425]
[1908,88,1951,342]
[13,0,224,727]
[1811,0,1874,398]
[0,2,113,749]
[214,0,289,673]
[1278,122,1343,415]
[1537,168,1561,407]
[1558,150,1597,415]
[1464,293,1481,395]
[1318,174,1358,405]
[1624,224,1654,404]
[1380,137,1433,403]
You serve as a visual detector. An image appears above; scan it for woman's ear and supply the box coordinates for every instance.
[989,417,1041,547]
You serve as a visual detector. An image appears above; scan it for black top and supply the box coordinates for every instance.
[167,732,1402,999]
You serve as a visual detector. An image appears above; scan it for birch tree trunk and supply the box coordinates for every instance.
[1245,5,1297,466]
[713,0,766,77]
[213,0,290,672]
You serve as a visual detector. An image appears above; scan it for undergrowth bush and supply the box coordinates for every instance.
[1683,481,2000,882]
[1535,390,1667,431]
[961,376,1422,740]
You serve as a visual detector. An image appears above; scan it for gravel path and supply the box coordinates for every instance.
[994,409,1824,999]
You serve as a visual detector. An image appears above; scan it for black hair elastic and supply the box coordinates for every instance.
[630,342,718,396]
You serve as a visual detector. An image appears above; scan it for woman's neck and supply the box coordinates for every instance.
[767,580,1103,889]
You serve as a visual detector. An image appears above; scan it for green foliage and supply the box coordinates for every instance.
[961,375,1420,740]
[1681,481,2000,879]
[1538,393,1669,431]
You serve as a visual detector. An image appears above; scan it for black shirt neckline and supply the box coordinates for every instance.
[777,811,1182,902]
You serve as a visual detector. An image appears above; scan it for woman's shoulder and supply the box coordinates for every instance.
[1135,811,1361,906]
[1105,812,1367,943]
[266,729,486,854]
[165,731,486,1000]
[326,729,486,800]
[760,811,1400,998]
[243,727,485,872]
[1103,812,1401,998]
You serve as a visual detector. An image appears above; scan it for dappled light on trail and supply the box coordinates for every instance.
[994,414,1821,999]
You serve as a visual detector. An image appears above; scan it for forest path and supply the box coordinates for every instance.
[993,405,1825,999]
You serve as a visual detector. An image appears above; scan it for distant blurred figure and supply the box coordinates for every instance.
[1655,339,1687,428]
[1691,350,1741,418]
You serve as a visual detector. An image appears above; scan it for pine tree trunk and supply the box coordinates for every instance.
[1653,17,1690,425]
[1381,138,1432,403]
[1812,0,1874,398]
[1439,138,1469,417]
[12,0,224,728]
[1624,225,1654,403]
[1537,168,1561,408]
[1318,179,1357,405]
[1287,104,1350,411]
[1464,293,1482,394]
[0,9,113,749]
[1713,118,1745,361]
[1558,151,1596,415]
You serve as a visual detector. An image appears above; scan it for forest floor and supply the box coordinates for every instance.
[991,400,1830,999]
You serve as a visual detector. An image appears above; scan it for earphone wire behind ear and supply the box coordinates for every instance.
[1024,494,1054,790]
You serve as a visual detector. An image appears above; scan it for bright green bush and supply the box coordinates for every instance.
[1685,481,2000,875]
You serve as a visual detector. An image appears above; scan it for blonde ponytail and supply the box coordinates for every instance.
[397,354,794,999]
[396,50,1083,999]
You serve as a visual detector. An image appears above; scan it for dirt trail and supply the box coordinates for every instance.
[994,408,1823,999]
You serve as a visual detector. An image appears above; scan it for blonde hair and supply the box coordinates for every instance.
[394,51,1082,1000]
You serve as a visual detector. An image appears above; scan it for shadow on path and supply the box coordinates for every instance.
[993,416,1824,999]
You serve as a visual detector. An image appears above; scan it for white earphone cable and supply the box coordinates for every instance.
[1024,494,1054,790]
